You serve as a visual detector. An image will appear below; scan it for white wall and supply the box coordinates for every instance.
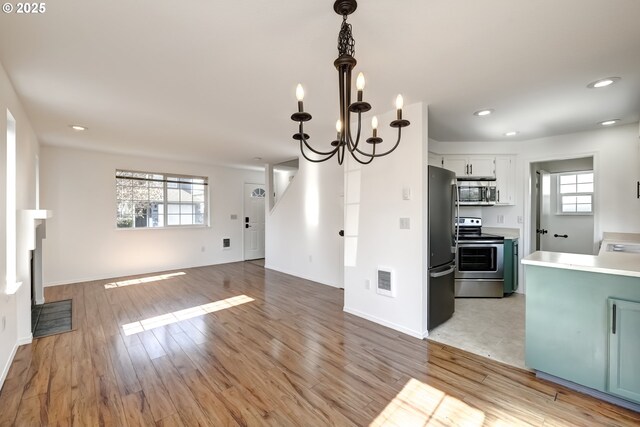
[431,123,640,290]
[344,102,429,338]
[40,146,263,286]
[265,158,343,287]
[273,169,296,206]
[0,62,40,389]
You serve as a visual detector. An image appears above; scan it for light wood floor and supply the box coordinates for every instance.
[1,262,639,426]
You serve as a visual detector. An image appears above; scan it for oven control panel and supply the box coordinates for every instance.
[456,217,482,227]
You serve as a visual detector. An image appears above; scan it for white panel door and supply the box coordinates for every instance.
[243,183,265,260]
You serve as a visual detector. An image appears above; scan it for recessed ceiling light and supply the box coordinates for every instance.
[70,125,87,131]
[473,109,494,117]
[599,119,620,126]
[504,131,519,137]
[587,77,620,89]
[253,157,263,161]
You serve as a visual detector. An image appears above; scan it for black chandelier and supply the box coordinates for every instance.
[291,0,410,165]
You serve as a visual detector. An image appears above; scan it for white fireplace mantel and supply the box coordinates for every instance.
[22,209,52,304]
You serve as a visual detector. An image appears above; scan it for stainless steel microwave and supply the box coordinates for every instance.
[457,181,497,206]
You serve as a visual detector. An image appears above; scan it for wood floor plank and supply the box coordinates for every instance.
[151,356,213,427]
[6,262,638,427]
[0,344,33,426]
[127,344,177,423]
[121,390,157,427]
[45,332,73,427]
[22,335,55,399]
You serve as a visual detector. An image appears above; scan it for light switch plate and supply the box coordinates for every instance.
[400,217,410,229]
[402,187,411,200]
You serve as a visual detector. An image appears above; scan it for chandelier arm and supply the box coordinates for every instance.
[346,111,362,151]
[299,141,339,163]
[301,137,339,156]
[337,144,346,165]
[298,124,339,156]
[353,127,403,158]
[349,142,377,165]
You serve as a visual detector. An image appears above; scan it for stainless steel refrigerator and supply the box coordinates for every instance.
[427,166,457,330]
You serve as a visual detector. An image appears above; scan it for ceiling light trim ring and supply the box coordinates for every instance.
[587,77,620,89]
[474,109,494,117]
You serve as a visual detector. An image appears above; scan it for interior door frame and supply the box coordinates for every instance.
[242,182,266,261]
[523,152,600,283]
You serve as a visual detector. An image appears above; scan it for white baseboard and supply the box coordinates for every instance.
[263,264,342,289]
[17,334,32,345]
[35,297,44,305]
[343,306,425,339]
[0,341,18,392]
[43,259,246,287]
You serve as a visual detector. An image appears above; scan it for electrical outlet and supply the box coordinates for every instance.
[497,215,505,224]
[517,216,523,224]
[365,279,371,290]
[308,255,313,262]
[2,316,5,332]
[201,246,206,252]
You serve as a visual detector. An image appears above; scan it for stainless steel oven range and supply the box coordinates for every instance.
[455,217,505,297]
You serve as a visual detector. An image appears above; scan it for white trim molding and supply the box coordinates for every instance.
[343,306,424,340]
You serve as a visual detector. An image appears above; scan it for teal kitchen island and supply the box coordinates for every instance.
[522,241,640,410]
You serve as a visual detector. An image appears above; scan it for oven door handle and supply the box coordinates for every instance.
[457,240,504,245]
[430,265,456,278]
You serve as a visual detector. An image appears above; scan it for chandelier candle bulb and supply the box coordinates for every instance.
[372,116,378,138]
[356,72,365,101]
[396,94,404,120]
[336,120,342,139]
[296,84,305,112]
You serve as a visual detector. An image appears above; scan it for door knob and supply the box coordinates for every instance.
[245,224,251,229]
[245,217,249,223]
[338,230,344,237]
[554,234,568,238]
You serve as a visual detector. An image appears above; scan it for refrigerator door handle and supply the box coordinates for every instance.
[453,181,460,256]
[430,265,456,278]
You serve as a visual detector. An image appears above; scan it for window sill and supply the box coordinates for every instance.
[114,225,211,231]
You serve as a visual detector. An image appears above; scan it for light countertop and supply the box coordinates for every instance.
[522,250,640,278]
[483,227,520,239]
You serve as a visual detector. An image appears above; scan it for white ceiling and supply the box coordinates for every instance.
[1,0,639,168]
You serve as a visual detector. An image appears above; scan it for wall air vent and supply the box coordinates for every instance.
[376,267,395,297]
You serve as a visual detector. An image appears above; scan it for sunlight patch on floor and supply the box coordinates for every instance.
[370,378,485,426]
[121,295,254,335]
[104,272,186,289]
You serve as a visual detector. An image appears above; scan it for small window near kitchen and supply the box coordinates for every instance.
[558,171,593,214]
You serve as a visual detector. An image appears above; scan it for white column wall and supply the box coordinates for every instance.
[343,102,429,338]
[265,159,343,287]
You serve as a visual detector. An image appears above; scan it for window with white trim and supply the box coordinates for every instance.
[116,170,208,228]
[558,171,593,214]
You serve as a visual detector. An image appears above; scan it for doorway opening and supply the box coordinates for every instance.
[529,156,596,255]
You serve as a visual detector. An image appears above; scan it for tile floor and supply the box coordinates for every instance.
[428,293,528,370]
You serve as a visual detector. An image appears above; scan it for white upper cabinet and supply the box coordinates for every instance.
[495,155,516,205]
[442,155,496,179]
[441,156,468,176]
[428,153,443,168]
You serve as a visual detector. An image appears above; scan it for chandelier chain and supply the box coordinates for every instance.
[337,15,355,57]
